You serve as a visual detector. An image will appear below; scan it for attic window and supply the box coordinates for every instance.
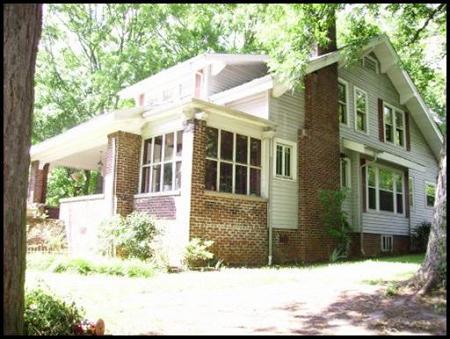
[363,56,379,74]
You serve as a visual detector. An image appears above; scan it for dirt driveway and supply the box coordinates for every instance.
[26,259,446,335]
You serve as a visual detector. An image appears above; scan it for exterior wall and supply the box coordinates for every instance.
[339,60,439,236]
[134,195,178,220]
[28,161,49,204]
[226,92,269,119]
[189,119,268,266]
[207,64,268,96]
[269,90,304,230]
[59,194,107,255]
[349,233,410,258]
[297,63,341,263]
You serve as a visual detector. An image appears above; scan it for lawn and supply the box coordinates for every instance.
[25,254,446,335]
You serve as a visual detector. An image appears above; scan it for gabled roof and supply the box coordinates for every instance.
[118,53,268,99]
[307,34,443,159]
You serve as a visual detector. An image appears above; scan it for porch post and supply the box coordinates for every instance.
[27,160,49,204]
[104,131,142,216]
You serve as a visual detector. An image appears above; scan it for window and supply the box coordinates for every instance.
[340,158,351,188]
[408,177,414,208]
[205,127,261,196]
[384,103,405,147]
[354,87,368,133]
[275,142,294,179]
[338,79,348,125]
[381,235,393,252]
[363,56,379,74]
[140,131,183,193]
[366,165,404,215]
[425,182,436,208]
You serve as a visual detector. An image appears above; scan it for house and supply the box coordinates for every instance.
[28,34,443,266]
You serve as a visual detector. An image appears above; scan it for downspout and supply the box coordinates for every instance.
[268,136,274,266]
[359,151,380,256]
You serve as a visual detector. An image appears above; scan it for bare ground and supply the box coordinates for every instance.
[26,260,446,335]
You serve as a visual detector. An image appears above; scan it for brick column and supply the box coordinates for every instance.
[28,161,49,204]
[298,62,340,263]
[105,131,142,216]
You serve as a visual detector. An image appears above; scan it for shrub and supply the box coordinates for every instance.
[411,221,432,252]
[24,288,84,335]
[319,189,353,262]
[27,215,67,252]
[183,238,214,268]
[98,212,159,261]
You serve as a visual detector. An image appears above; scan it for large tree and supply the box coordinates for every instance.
[3,4,43,334]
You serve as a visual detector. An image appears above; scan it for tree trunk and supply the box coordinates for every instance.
[415,134,447,294]
[3,4,42,335]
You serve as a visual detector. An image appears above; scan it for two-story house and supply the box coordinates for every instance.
[29,34,443,266]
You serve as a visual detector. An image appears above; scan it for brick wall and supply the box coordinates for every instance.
[28,161,49,204]
[134,196,177,220]
[189,119,268,266]
[297,63,341,263]
[106,131,142,216]
[349,233,411,258]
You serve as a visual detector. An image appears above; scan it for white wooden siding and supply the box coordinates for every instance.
[339,60,439,236]
[269,90,304,229]
[208,64,268,95]
[226,92,269,119]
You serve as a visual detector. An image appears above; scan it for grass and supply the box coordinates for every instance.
[27,253,157,278]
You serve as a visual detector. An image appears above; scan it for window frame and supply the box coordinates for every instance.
[425,181,436,209]
[139,130,183,195]
[273,138,297,181]
[383,101,406,149]
[408,176,414,210]
[380,235,393,252]
[365,164,405,216]
[340,157,351,189]
[205,127,262,196]
[338,78,350,126]
[353,86,369,135]
[363,55,379,74]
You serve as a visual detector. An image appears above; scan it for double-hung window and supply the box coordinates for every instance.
[140,131,183,193]
[354,87,368,133]
[367,165,404,215]
[338,79,349,125]
[425,182,436,208]
[274,139,296,181]
[384,103,405,147]
[205,127,261,196]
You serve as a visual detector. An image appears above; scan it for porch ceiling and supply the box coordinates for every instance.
[30,107,144,168]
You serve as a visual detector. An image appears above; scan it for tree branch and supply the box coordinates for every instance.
[409,4,446,45]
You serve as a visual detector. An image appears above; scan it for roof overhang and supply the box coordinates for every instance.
[309,34,443,160]
[30,107,145,168]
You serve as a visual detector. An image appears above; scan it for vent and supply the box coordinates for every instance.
[381,235,393,252]
[363,56,379,73]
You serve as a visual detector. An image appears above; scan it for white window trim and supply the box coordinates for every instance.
[366,163,405,216]
[353,86,369,135]
[363,55,379,74]
[273,138,297,181]
[205,127,262,196]
[424,181,436,209]
[408,176,414,210]
[340,157,351,188]
[383,101,406,149]
[381,235,393,252]
[338,78,350,127]
[138,131,183,195]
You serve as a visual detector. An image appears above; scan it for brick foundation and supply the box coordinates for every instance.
[189,119,268,266]
[349,233,411,258]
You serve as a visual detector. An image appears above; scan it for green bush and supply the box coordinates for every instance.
[319,189,353,262]
[411,221,431,252]
[183,238,215,268]
[98,212,159,261]
[24,288,85,335]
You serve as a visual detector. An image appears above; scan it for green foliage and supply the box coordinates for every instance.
[24,288,85,335]
[98,211,159,261]
[183,238,215,268]
[27,219,67,252]
[411,221,432,252]
[385,282,400,297]
[319,189,353,262]
[27,253,157,277]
